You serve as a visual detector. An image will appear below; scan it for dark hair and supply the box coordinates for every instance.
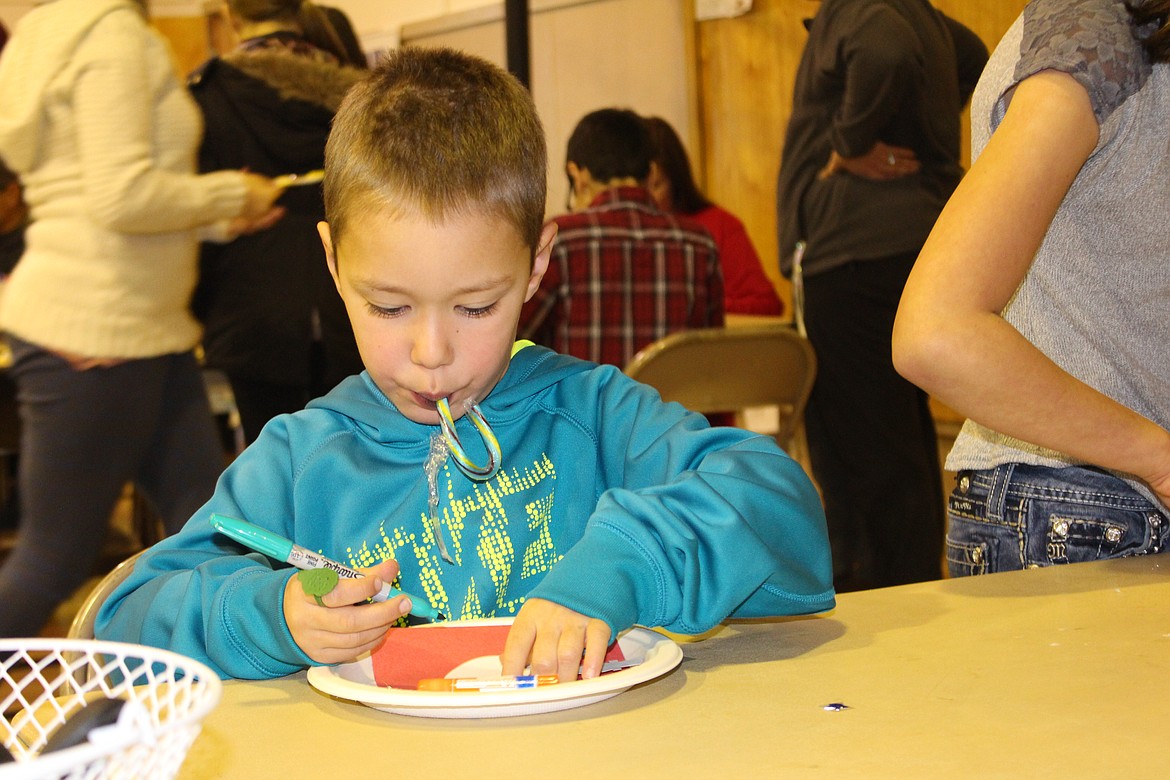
[0,158,16,189]
[301,4,368,69]
[643,115,712,215]
[1130,0,1170,61]
[228,0,301,23]
[565,108,652,182]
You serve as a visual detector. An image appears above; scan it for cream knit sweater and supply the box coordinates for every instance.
[0,0,247,359]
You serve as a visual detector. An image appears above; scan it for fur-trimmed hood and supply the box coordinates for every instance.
[215,49,364,113]
[189,47,364,175]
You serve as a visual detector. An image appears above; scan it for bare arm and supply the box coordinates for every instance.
[892,70,1170,505]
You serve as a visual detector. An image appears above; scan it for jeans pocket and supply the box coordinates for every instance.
[1035,503,1161,565]
[945,536,992,577]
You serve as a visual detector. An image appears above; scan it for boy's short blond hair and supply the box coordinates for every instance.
[323,47,547,253]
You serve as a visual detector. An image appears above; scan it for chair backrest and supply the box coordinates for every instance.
[623,324,816,449]
[67,550,144,640]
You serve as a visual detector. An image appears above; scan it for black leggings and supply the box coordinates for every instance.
[0,337,224,637]
[801,253,945,589]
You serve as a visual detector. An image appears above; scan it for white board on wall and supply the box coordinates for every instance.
[401,0,694,220]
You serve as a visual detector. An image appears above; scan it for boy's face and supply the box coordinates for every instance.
[320,209,554,425]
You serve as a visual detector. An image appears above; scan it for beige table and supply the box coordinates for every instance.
[181,555,1170,779]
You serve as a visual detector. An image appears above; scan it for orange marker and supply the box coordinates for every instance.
[417,675,560,692]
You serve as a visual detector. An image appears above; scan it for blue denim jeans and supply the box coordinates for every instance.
[946,464,1169,576]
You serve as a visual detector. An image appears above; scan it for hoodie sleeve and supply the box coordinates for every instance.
[527,373,835,638]
[68,12,246,233]
[94,421,314,680]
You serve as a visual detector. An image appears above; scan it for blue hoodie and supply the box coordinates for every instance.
[96,345,834,679]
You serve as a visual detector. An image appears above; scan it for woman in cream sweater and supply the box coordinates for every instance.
[0,0,282,636]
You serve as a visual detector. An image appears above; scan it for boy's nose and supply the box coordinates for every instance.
[410,318,453,369]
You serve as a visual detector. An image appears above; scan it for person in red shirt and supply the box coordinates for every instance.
[520,108,723,368]
[644,116,783,318]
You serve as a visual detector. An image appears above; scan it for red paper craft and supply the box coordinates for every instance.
[371,623,626,689]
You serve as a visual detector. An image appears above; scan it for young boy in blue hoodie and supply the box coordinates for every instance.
[96,47,834,680]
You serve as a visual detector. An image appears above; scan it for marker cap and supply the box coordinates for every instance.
[210,514,293,562]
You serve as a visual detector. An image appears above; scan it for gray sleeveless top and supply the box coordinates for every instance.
[948,0,1170,504]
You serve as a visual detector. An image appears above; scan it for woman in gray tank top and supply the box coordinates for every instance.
[893,0,1170,576]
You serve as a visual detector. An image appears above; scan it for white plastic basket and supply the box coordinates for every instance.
[0,639,221,779]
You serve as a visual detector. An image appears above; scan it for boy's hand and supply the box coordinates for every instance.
[284,559,410,666]
[501,598,612,683]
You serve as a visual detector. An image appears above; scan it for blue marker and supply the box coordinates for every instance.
[210,513,445,621]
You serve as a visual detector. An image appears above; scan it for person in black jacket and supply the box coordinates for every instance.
[0,159,26,280]
[776,0,988,591]
[191,0,365,443]
[0,158,23,533]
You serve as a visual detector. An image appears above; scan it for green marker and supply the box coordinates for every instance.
[211,513,445,622]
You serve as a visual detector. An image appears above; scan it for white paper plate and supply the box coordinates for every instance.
[306,619,683,718]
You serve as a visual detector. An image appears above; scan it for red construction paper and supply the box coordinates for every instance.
[371,623,626,689]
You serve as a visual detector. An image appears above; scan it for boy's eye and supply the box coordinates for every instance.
[460,302,499,318]
[367,302,407,318]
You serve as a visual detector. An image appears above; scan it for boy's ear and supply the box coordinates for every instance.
[567,162,593,187]
[565,162,593,212]
[525,222,557,302]
[318,221,342,292]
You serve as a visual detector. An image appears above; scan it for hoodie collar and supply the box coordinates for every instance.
[307,343,595,445]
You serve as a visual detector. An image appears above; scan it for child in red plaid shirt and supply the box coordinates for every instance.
[520,108,723,368]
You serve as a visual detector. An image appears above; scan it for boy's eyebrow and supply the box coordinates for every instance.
[353,275,516,296]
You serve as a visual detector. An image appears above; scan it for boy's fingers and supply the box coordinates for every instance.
[324,574,378,606]
[308,597,408,649]
[579,621,612,680]
[366,558,401,581]
[317,558,400,607]
[500,618,537,676]
[555,629,586,682]
[527,625,563,676]
[314,619,395,654]
[308,627,391,666]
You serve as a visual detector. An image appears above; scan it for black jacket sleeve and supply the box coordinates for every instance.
[942,13,991,108]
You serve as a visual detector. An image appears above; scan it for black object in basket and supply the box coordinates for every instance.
[0,639,221,780]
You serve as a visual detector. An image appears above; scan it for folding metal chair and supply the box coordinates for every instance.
[623,324,816,453]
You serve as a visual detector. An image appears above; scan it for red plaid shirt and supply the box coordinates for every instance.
[520,187,724,367]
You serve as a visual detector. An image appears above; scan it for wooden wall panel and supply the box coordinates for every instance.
[151,15,213,76]
[695,0,1029,309]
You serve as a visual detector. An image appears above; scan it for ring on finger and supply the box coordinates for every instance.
[298,568,340,608]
